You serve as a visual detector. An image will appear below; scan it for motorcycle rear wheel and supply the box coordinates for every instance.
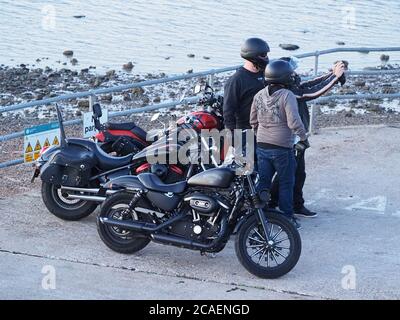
[97,192,151,254]
[41,182,98,221]
[235,212,301,279]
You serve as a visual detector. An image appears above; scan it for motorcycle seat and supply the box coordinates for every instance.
[138,173,187,194]
[106,122,148,142]
[106,122,137,131]
[67,139,132,171]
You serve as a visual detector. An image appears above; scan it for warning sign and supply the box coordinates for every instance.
[44,138,51,148]
[34,140,42,151]
[83,109,108,138]
[24,122,60,163]
[53,136,59,146]
[25,142,33,153]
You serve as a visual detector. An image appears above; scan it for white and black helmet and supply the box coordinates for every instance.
[240,38,270,70]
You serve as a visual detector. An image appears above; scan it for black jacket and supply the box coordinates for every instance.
[223,67,265,130]
[290,72,339,131]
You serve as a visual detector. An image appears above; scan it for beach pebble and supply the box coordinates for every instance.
[123,93,132,101]
[123,62,134,71]
[203,56,210,60]
[63,50,74,57]
[73,15,86,19]
[106,69,116,78]
[187,54,195,58]
[279,44,300,51]
[380,54,390,63]
[354,80,366,87]
[366,104,381,113]
[71,58,78,66]
[101,94,113,102]
[336,41,346,46]
[77,100,90,110]
[153,97,161,103]
[131,87,145,96]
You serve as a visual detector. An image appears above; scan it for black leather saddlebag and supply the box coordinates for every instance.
[40,148,96,187]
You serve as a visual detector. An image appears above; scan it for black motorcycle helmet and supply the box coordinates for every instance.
[280,57,301,85]
[264,59,296,86]
[240,38,270,70]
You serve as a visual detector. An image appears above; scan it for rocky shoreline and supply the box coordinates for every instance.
[0,62,400,198]
[1,62,400,152]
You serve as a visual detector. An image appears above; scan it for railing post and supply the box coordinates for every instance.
[89,94,96,112]
[309,103,316,135]
[314,51,320,77]
[207,73,214,87]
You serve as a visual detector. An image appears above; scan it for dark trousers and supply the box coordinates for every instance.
[270,149,306,211]
[256,147,297,216]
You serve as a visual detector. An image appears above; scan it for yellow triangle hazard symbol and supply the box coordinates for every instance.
[25,142,33,153]
[25,153,33,163]
[53,136,59,146]
[34,140,42,151]
[44,138,51,148]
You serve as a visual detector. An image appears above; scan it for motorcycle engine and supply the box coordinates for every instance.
[167,192,229,241]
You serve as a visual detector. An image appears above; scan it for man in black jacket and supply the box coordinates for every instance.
[269,60,346,217]
[223,38,270,130]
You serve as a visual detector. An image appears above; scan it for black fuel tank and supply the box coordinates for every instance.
[187,168,235,189]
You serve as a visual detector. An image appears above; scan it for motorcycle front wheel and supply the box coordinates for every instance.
[235,212,301,279]
[41,182,98,221]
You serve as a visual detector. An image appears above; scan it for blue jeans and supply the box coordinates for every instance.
[256,147,296,217]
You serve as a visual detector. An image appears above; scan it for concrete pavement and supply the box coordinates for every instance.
[0,124,400,299]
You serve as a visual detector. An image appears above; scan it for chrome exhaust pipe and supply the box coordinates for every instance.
[61,186,100,194]
[67,194,106,202]
[61,186,118,195]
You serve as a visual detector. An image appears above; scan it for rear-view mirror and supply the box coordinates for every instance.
[92,103,102,118]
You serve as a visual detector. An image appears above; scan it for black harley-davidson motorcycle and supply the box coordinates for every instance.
[34,102,223,221]
[97,162,302,279]
[33,104,192,221]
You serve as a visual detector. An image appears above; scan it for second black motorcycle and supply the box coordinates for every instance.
[97,162,301,279]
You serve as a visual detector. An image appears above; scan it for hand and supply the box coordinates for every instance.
[295,139,310,153]
[333,63,346,78]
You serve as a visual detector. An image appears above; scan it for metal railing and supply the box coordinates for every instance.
[1,46,400,169]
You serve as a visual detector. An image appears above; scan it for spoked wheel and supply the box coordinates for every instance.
[97,192,151,254]
[41,182,98,221]
[235,212,301,279]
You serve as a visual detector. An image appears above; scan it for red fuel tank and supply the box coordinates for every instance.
[177,111,221,130]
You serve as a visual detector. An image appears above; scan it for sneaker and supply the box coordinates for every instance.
[282,214,302,229]
[294,206,318,218]
[290,217,302,230]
